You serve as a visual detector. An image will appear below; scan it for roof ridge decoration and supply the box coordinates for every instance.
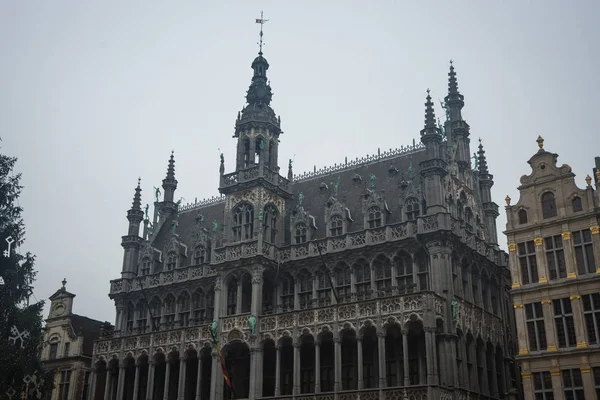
[293,142,427,182]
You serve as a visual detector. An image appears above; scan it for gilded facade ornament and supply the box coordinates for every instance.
[534,237,543,246]
[508,243,517,252]
[585,174,592,186]
[561,232,571,241]
[590,225,600,235]
[536,135,544,149]
[567,272,576,279]
[505,195,511,206]
[569,295,581,300]
[538,277,548,283]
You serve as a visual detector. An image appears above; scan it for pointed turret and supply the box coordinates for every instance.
[419,90,447,214]
[477,139,499,246]
[162,151,178,203]
[443,60,471,174]
[122,178,145,279]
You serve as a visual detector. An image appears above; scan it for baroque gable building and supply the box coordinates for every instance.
[504,138,600,399]
[90,41,519,400]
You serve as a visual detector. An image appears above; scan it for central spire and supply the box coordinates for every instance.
[256,11,269,56]
[246,13,273,107]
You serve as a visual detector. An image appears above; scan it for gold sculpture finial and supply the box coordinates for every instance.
[505,195,511,206]
[585,175,592,186]
[536,135,544,149]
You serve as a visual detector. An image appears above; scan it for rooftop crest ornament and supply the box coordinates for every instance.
[4,236,14,257]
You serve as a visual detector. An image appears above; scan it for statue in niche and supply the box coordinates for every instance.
[212,219,219,232]
[297,191,304,207]
[369,173,376,188]
[144,204,149,220]
[197,213,204,226]
[210,319,219,343]
[331,176,341,196]
[171,220,178,235]
[258,208,264,222]
[440,99,450,122]
[248,314,257,337]
[451,297,458,320]
[437,117,446,138]
[153,186,161,202]
[472,153,479,170]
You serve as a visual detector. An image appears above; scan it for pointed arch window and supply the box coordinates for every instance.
[334,265,351,302]
[464,208,474,231]
[416,251,429,291]
[126,302,134,333]
[243,139,251,168]
[367,206,382,228]
[263,204,278,243]
[294,222,307,244]
[166,252,177,271]
[354,260,371,299]
[178,292,191,327]
[141,257,152,276]
[395,253,414,293]
[541,192,557,219]
[518,209,528,225]
[164,296,176,326]
[193,246,206,265]
[135,302,147,333]
[149,297,161,331]
[373,255,392,292]
[233,203,254,241]
[227,277,238,315]
[572,196,583,212]
[298,272,313,309]
[330,214,343,237]
[192,289,207,324]
[280,274,294,311]
[405,198,420,221]
[316,271,331,306]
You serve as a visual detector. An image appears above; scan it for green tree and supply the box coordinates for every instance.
[0,147,52,399]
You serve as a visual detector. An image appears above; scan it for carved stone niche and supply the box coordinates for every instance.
[362,188,390,228]
[324,197,352,236]
[290,206,317,242]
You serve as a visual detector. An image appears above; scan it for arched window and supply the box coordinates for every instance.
[415,251,429,291]
[126,302,134,332]
[298,271,313,309]
[541,192,557,219]
[367,206,382,228]
[280,274,294,311]
[243,139,251,168]
[192,289,207,324]
[330,214,343,236]
[233,203,254,241]
[140,257,152,276]
[334,264,351,302]
[373,255,392,292]
[227,277,238,315]
[193,246,206,265]
[518,209,528,224]
[316,271,331,306]
[149,297,161,331]
[294,223,307,244]
[572,196,583,212]
[135,302,147,333]
[354,259,371,299]
[405,198,420,221]
[166,252,177,271]
[395,252,414,293]
[263,204,278,243]
[465,208,474,231]
[163,295,176,326]
[178,292,191,327]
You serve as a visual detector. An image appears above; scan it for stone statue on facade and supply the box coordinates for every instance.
[369,173,376,188]
[297,192,304,208]
[171,219,178,235]
[451,297,458,320]
[144,204,149,220]
[210,319,219,343]
[472,153,479,170]
[258,208,264,222]
[212,219,219,232]
[153,186,161,202]
[437,117,446,138]
[331,176,341,197]
[248,314,257,337]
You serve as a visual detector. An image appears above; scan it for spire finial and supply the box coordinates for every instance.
[423,89,437,130]
[137,177,141,186]
[132,178,143,210]
[61,278,67,289]
[477,139,489,175]
[448,60,460,96]
[536,135,544,150]
[256,11,269,55]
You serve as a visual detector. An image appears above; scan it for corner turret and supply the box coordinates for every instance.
[121,179,144,278]
[477,139,499,245]
[443,61,471,174]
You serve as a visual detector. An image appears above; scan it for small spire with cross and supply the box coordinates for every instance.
[62,278,67,289]
[255,11,269,55]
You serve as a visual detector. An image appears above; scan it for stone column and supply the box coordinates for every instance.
[590,226,600,273]
[293,342,301,395]
[146,361,155,400]
[570,295,588,348]
[177,358,186,400]
[314,342,321,393]
[116,363,126,400]
[236,280,242,315]
[132,363,141,400]
[274,346,281,396]
[581,365,596,399]
[533,236,548,283]
[357,337,364,390]
[489,347,498,398]
[377,332,385,400]
[334,337,342,393]
[88,368,97,400]
[251,267,263,315]
[562,232,578,278]
[162,362,170,400]
[513,305,529,356]
[249,346,261,400]
[424,329,435,385]
[541,299,557,351]
[550,368,562,399]
[209,352,218,400]
[507,244,520,288]
[402,332,409,386]
[254,346,263,399]
[104,370,113,400]
[194,356,203,400]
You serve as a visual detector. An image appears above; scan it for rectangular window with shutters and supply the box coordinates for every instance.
[545,235,566,280]
[553,298,577,348]
[583,293,600,345]
[518,241,538,284]
[525,302,547,351]
[532,371,553,400]
[562,369,584,399]
[573,230,596,275]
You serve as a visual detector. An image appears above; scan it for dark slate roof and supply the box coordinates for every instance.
[151,143,435,260]
[70,314,106,356]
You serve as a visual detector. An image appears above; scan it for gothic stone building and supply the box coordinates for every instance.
[504,139,600,399]
[89,48,519,400]
[42,281,113,400]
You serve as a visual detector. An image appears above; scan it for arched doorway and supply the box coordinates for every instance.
[223,342,250,399]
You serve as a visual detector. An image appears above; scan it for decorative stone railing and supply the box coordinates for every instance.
[109,213,504,296]
[454,297,505,344]
[221,165,290,191]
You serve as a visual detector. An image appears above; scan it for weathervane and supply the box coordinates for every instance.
[256,11,269,55]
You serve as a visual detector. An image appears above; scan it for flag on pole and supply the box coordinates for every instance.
[215,344,233,389]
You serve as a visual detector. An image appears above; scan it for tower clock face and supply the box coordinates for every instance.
[53,303,65,316]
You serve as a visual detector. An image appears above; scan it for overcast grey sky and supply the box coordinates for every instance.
[1,1,599,323]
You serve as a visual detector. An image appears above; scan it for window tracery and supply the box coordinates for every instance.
[263,204,278,243]
[298,271,313,309]
[367,206,382,228]
[395,252,413,293]
[373,254,392,292]
[135,301,147,333]
[166,252,177,271]
[140,257,152,276]
[233,202,254,241]
[329,214,343,236]
[405,197,420,221]
[334,264,351,302]
[178,292,191,327]
[354,259,371,299]
[163,295,176,326]
[193,246,206,265]
[294,223,307,244]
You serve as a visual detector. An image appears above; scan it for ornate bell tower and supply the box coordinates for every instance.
[219,16,292,246]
